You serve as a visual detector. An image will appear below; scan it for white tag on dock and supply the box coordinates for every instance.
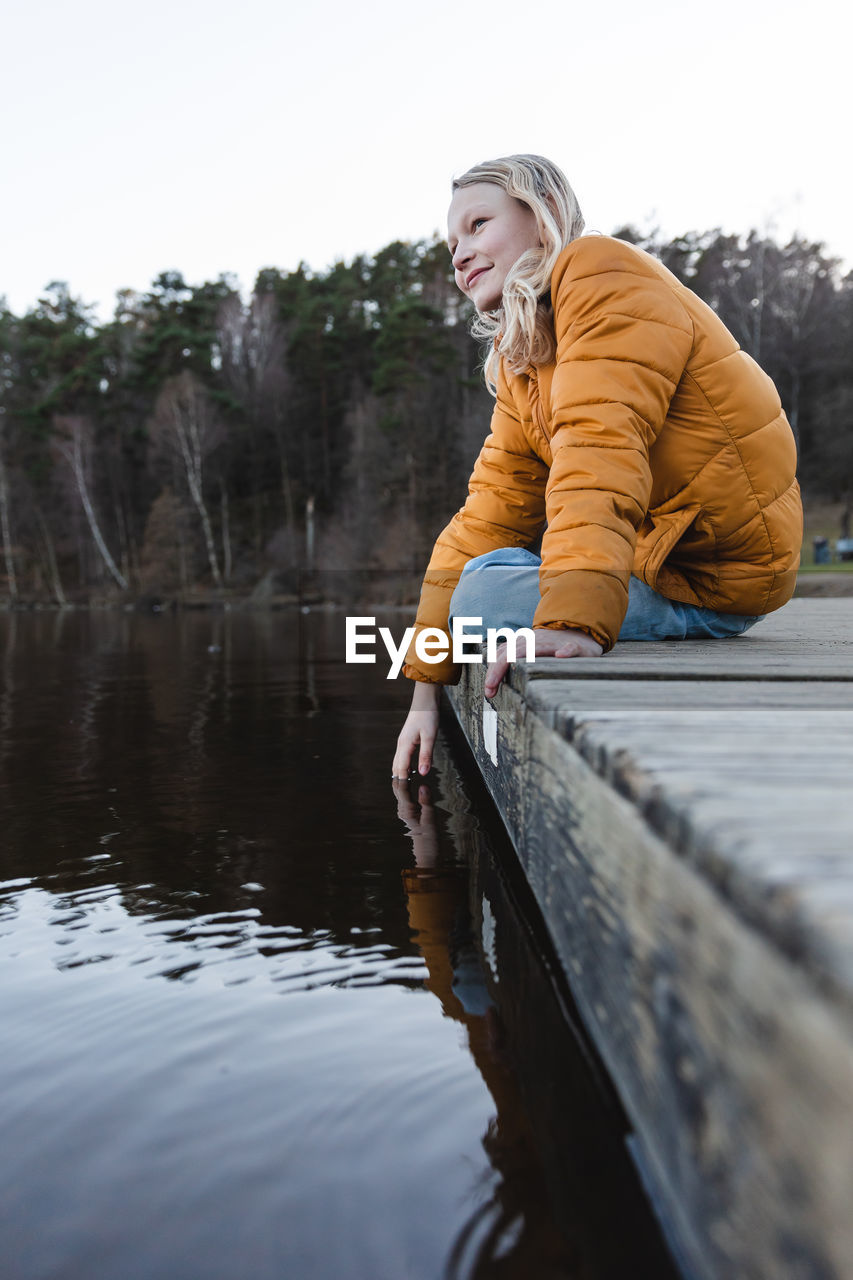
[483,698,498,766]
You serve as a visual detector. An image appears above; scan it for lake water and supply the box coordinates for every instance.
[0,608,678,1280]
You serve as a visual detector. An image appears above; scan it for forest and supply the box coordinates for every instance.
[0,226,850,605]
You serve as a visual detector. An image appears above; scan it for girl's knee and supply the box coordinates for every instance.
[450,549,541,632]
[461,546,542,574]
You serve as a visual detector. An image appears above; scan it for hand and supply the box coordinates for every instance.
[484,627,603,699]
[392,778,439,868]
[392,682,441,778]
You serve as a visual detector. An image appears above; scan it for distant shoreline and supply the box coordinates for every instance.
[2,567,852,612]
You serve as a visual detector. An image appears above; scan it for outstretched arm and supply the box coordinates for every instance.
[403,370,548,686]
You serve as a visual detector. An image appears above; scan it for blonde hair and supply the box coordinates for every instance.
[452,155,585,393]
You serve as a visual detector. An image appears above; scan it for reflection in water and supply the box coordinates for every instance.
[395,746,680,1280]
[396,775,576,1278]
[0,610,676,1280]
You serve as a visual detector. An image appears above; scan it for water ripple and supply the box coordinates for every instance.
[0,884,426,994]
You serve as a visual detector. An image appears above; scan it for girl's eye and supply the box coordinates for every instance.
[472,218,486,231]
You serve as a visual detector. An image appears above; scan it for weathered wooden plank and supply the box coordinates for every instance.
[524,679,853,714]
[520,645,853,683]
[446,630,853,1280]
[755,598,853,639]
[512,598,853,686]
[519,712,853,1280]
[449,664,530,859]
[519,687,853,1012]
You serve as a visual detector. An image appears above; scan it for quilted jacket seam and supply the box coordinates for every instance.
[681,368,779,610]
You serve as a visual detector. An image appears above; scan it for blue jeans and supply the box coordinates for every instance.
[448,547,763,641]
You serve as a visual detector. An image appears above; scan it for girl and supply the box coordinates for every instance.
[392,155,802,779]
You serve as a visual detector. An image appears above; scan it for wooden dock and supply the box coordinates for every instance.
[446,598,853,1280]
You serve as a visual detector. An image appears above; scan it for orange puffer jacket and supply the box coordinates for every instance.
[403,235,802,684]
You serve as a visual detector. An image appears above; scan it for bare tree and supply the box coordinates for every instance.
[52,416,128,591]
[149,371,224,587]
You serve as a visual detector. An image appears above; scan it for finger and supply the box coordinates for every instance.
[392,779,422,829]
[395,795,420,824]
[417,730,435,776]
[392,734,416,779]
[554,643,582,658]
[484,653,509,699]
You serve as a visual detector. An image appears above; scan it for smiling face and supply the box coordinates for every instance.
[448,182,540,311]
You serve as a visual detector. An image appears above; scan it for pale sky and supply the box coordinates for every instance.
[2,0,849,320]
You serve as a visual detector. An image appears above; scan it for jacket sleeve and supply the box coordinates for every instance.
[533,240,694,650]
[403,368,549,684]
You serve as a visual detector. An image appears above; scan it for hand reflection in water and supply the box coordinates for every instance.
[391,772,577,1277]
[392,777,439,869]
[393,775,497,1026]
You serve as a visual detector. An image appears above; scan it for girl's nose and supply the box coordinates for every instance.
[452,243,471,270]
